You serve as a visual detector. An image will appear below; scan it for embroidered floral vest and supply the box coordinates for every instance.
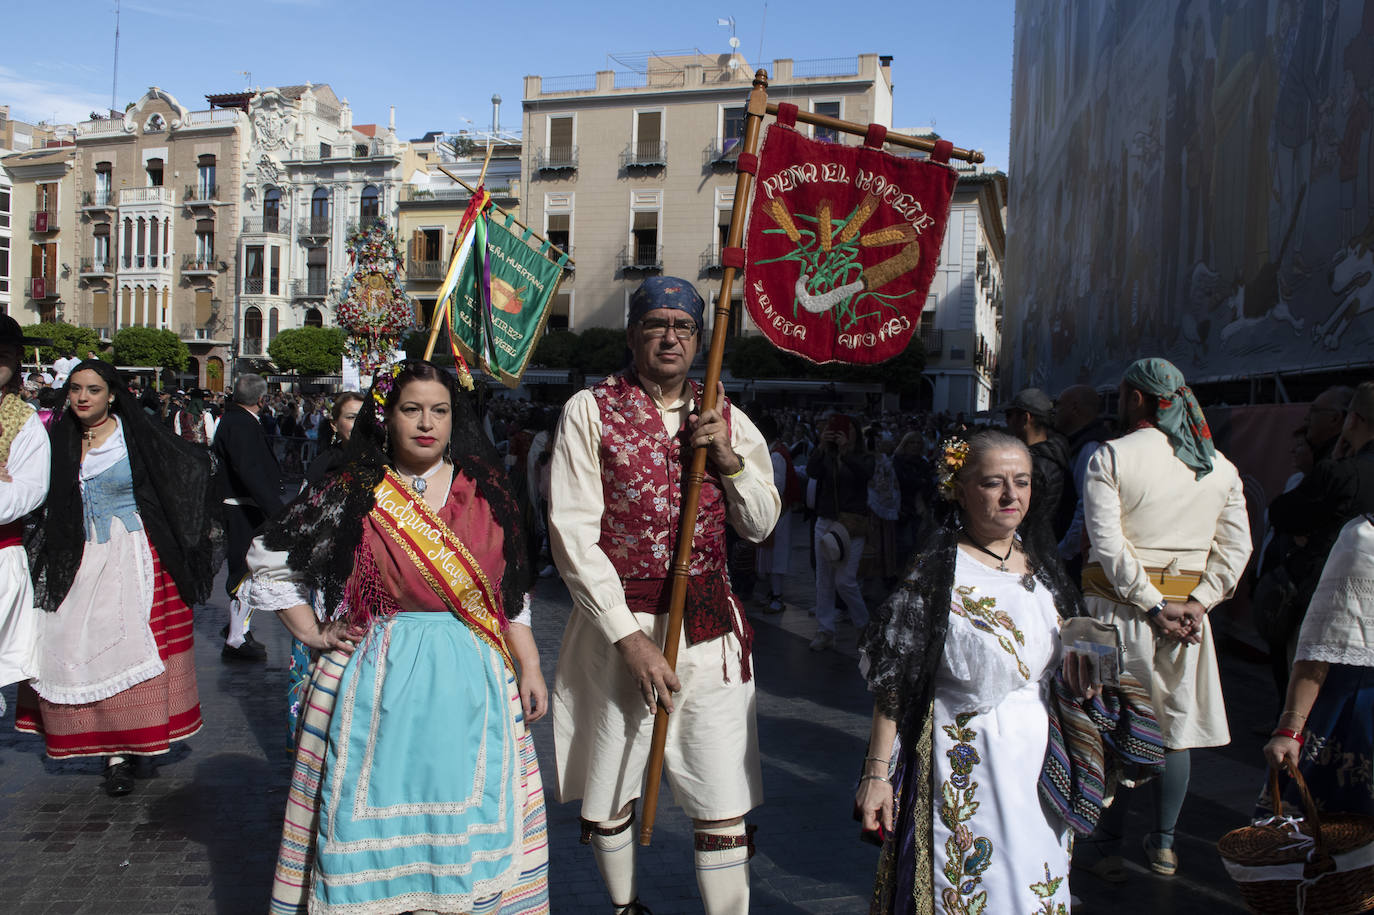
[594,371,740,647]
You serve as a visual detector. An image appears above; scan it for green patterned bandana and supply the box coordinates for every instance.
[1123,357,1215,479]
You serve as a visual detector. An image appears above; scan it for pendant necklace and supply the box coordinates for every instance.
[82,415,111,443]
[404,460,445,494]
[967,536,1014,572]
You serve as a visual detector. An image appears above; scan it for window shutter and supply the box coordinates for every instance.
[31,244,41,279]
[92,290,110,325]
[45,243,57,280]
[195,289,212,324]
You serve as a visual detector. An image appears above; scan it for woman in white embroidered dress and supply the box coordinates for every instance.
[857,431,1081,914]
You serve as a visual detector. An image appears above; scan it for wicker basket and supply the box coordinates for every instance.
[1218,763,1374,915]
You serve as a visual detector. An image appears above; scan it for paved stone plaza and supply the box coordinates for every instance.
[0,558,1273,913]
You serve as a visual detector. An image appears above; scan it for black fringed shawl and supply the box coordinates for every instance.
[857,520,1085,914]
[258,379,531,622]
[31,360,221,612]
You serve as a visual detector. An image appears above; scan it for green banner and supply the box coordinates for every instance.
[449,214,566,388]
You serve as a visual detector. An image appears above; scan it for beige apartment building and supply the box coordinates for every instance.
[4,143,78,326]
[521,52,894,334]
[0,106,71,154]
[398,129,521,327]
[68,87,245,388]
[2,107,78,323]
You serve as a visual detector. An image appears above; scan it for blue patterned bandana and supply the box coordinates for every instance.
[628,276,705,328]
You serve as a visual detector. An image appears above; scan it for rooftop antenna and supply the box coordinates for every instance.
[110,0,120,114]
[717,16,740,71]
[757,2,768,68]
[239,70,252,90]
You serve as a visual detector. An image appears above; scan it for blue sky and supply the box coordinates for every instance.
[4,0,1014,171]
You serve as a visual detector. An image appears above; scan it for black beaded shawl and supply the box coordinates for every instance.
[31,360,221,612]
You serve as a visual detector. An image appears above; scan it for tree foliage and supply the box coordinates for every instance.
[22,322,104,365]
[532,330,582,370]
[574,328,630,375]
[268,326,347,374]
[111,327,189,372]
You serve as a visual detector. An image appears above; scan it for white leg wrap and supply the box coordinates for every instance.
[694,823,752,915]
[586,811,638,908]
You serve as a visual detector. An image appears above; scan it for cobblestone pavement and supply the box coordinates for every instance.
[0,521,1276,913]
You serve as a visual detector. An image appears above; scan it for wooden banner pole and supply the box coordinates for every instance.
[435,165,575,266]
[420,197,485,362]
[765,103,984,163]
[638,68,771,847]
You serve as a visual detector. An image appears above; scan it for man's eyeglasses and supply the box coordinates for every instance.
[638,318,699,339]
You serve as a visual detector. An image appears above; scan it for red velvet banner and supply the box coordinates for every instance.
[743,124,958,364]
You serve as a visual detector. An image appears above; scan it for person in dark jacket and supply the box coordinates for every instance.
[1055,384,1114,578]
[891,431,935,560]
[807,412,874,652]
[212,373,284,661]
[1005,388,1074,545]
[1303,385,1355,464]
[1268,383,1374,681]
[304,391,364,486]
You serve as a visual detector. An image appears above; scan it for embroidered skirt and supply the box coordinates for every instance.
[1260,663,1374,818]
[14,539,201,758]
[272,612,548,915]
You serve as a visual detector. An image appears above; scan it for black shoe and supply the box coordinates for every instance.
[103,760,135,797]
[131,756,158,779]
[613,902,653,915]
[222,631,267,662]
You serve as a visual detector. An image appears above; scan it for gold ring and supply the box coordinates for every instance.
[708,433,714,443]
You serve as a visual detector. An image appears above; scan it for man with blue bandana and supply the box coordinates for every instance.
[549,277,780,914]
[1079,357,1252,881]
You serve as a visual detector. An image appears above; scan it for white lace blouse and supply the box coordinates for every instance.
[1295,515,1374,667]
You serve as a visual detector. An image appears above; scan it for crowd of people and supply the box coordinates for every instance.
[0,275,1371,913]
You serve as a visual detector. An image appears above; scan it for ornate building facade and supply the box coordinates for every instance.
[216,83,403,372]
[68,87,243,388]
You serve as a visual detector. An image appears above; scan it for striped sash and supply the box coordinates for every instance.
[270,649,348,914]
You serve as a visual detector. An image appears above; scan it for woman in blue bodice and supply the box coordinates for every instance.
[18,360,216,797]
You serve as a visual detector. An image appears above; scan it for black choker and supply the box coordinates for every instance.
[966,536,1014,572]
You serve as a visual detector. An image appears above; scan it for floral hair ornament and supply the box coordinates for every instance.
[937,437,971,501]
[370,362,406,427]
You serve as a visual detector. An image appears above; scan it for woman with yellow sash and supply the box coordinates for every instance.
[243,361,549,915]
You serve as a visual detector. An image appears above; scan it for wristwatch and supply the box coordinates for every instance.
[1146,598,1167,619]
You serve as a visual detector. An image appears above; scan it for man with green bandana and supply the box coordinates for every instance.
[1078,357,1252,880]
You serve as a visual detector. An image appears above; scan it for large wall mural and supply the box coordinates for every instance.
[1006,0,1374,392]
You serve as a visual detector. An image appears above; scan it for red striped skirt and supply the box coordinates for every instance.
[15,546,202,758]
